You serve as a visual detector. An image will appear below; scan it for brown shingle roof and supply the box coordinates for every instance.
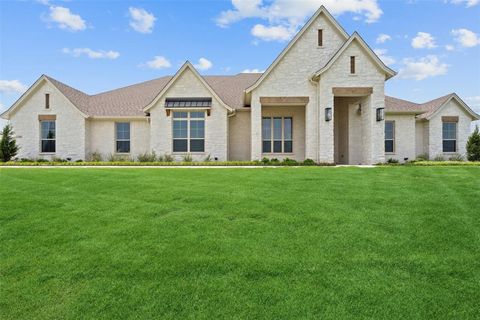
[46,73,262,117]
[385,93,457,118]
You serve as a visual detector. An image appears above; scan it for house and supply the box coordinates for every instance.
[1,6,478,164]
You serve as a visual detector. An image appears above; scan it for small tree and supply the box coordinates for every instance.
[466,125,480,161]
[0,124,19,162]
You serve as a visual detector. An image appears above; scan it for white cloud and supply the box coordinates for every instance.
[216,0,383,41]
[445,44,455,51]
[0,80,28,94]
[398,55,448,80]
[451,28,480,47]
[129,7,156,34]
[62,48,120,59]
[251,24,295,41]
[194,58,213,71]
[376,33,391,43]
[449,0,479,7]
[48,6,86,31]
[411,32,437,49]
[241,69,265,73]
[144,56,171,69]
[465,96,480,107]
[374,49,395,65]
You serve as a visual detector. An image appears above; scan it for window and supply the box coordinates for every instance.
[45,93,50,109]
[385,121,394,153]
[318,29,323,46]
[262,117,293,153]
[116,122,130,153]
[40,121,55,153]
[173,111,205,152]
[442,122,457,152]
[350,56,356,74]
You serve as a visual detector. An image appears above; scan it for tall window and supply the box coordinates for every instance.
[116,122,130,153]
[41,121,56,153]
[385,121,395,153]
[350,56,356,74]
[173,111,205,152]
[318,29,323,46]
[262,117,292,153]
[442,122,457,152]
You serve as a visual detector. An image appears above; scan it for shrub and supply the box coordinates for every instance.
[281,158,299,166]
[52,157,67,162]
[203,154,212,162]
[182,154,193,162]
[433,155,445,162]
[448,153,464,161]
[107,153,130,162]
[87,151,103,162]
[163,154,174,162]
[261,157,270,165]
[387,158,399,164]
[466,125,480,161]
[303,159,316,166]
[270,158,280,165]
[0,124,19,162]
[416,153,429,161]
[75,159,84,163]
[137,151,157,162]
[36,158,49,163]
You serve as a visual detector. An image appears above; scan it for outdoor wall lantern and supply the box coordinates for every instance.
[325,107,332,121]
[376,107,385,121]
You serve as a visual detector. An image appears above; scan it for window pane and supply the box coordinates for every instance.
[116,141,130,153]
[284,118,292,140]
[190,139,205,152]
[116,123,130,140]
[41,121,55,139]
[262,118,271,140]
[173,112,188,119]
[284,141,293,153]
[190,120,205,138]
[173,120,188,138]
[273,118,282,140]
[173,139,188,152]
[385,121,394,140]
[385,140,394,153]
[41,140,55,153]
[442,122,456,140]
[190,112,205,119]
[262,141,271,153]
[273,141,282,153]
[443,140,456,153]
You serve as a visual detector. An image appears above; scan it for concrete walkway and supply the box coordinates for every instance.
[0,165,377,169]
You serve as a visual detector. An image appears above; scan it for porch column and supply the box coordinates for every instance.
[370,87,386,164]
[250,94,262,160]
[318,83,334,163]
[305,99,318,161]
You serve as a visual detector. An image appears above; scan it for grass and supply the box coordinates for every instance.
[0,167,479,319]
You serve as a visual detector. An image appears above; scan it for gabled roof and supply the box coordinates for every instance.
[1,75,88,119]
[313,32,397,80]
[385,93,480,120]
[417,93,479,120]
[143,61,234,112]
[245,5,349,93]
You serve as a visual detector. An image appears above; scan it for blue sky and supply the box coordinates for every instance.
[1,0,479,129]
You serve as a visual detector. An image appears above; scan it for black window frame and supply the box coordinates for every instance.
[115,122,131,154]
[40,120,56,153]
[385,120,395,153]
[262,117,293,154]
[442,122,457,153]
[172,111,205,153]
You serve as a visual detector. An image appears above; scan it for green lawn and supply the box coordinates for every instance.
[1,167,479,319]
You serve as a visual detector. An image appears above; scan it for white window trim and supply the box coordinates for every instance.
[385,120,395,154]
[115,122,131,154]
[172,111,206,154]
[262,116,293,154]
[39,120,56,154]
[442,121,457,153]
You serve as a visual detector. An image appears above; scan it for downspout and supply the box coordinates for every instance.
[309,76,320,163]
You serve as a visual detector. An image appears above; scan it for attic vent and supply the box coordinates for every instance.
[165,98,212,108]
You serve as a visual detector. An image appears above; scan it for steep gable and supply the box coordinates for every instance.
[246,6,349,94]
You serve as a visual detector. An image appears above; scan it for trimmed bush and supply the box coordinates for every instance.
[281,158,299,166]
[137,151,157,162]
[303,159,316,166]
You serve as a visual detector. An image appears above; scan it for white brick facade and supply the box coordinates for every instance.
[3,7,478,163]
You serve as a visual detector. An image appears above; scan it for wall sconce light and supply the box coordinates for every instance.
[357,104,362,114]
[376,107,385,121]
[325,107,332,121]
